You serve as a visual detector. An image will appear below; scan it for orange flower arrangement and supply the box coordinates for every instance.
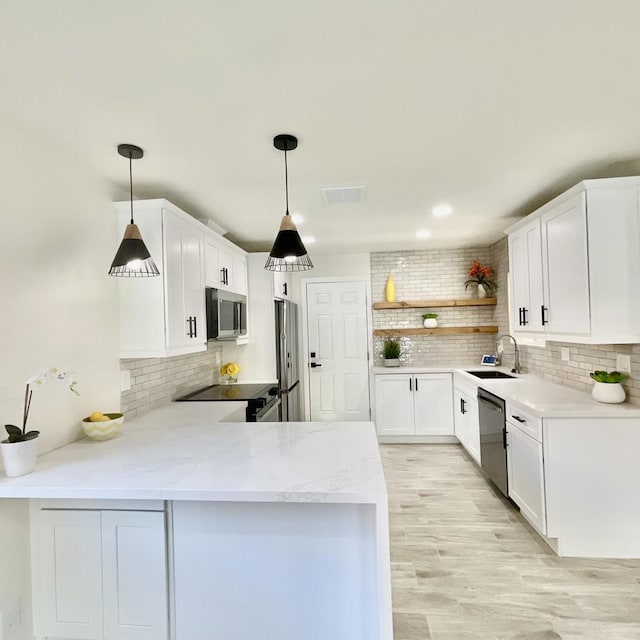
[464,260,496,291]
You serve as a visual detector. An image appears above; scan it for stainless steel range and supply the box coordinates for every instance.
[176,383,280,422]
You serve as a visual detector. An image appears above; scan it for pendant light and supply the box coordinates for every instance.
[109,143,160,277]
[265,134,313,272]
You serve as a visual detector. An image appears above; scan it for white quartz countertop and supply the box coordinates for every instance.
[0,404,387,504]
[373,364,640,418]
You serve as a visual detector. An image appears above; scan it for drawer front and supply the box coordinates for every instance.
[506,401,542,442]
[453,373,479,399]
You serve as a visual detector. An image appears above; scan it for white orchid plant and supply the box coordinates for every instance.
[3,367,79,444]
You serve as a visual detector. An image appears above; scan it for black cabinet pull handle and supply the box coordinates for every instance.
[415,378,419,391]
[283,282,288,296]
[220,268,225,285]
[187,316,193,338]
[310,362,322,368]
[409,378,413,392]
[193,316,197,338]
[541,305,548,326]
[461,398,466,414]
[523,308,528,326]
[518,307,523,326]
[512,415,526,423]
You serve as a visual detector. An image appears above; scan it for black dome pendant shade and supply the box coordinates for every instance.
[109,143,160,277]
[265,134,313,272]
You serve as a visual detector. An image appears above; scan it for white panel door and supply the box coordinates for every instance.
[508,228,529,330]
[182,225,205,344]
[374,374,414,435]
[204,237,221,288]
[413,373,454,435]
[465,394,481,464]
[507,424,546,535]
[102,511,168,640]
[163,212,189,349]
[307,281,370,421]
[525,221,545,332]
[541,193,591,335]
[37,509,103,640]
[453,388,470,449]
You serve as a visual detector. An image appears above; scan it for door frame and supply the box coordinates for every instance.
[300,277,374,422]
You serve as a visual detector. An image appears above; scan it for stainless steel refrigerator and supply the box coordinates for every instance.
[275,299,301,421]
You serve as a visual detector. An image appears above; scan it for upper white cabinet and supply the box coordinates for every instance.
[506,178,640,343]
[115,199,206,358]
[204,233,248,296]
[374,372,454,438]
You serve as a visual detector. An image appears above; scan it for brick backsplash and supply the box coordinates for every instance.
[120,343,224,418]
[371,248,499,366]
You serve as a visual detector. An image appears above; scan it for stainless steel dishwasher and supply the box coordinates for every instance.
[478,387,508,497]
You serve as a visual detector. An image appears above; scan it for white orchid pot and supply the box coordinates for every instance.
[0,437,39,477]
[423,318,438,328]
[592,382,626,404]
[477,284,487,299]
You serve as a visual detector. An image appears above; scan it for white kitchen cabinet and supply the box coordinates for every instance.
[204,232,248,296]
[115,199,206,358]
[508,218,544,333]
[506,419,546,535]
[374,372,453,438]
[32,503,167,640]
[273,270,291,299]
[453,388,480,464]
[506,177,640,343]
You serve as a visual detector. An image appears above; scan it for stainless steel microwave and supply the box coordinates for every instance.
[205,288,247,340]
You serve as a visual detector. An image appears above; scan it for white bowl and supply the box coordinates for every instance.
[81,413,124,441]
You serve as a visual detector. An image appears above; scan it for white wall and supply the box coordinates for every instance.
[0,116,121,638]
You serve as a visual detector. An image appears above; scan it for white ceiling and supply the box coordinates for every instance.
[2,1,640,254]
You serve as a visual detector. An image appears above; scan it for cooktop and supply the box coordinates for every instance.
[176,384,277,402]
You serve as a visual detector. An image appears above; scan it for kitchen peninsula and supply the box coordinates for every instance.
[0,404,392,640]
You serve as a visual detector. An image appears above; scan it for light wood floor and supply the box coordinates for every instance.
[380,444,640,640]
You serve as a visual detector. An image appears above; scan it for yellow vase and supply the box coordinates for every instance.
[385,273,396,302]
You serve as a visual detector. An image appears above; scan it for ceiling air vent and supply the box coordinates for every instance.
[321,186,366,205]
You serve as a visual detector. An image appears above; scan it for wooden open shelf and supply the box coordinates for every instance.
[373,297,496,310]
[373,326,499,337]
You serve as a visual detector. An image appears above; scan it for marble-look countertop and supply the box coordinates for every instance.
[373,364,640,418]
[0,404,386,504]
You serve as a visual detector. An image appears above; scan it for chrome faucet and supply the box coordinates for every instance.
[496,334,521,374]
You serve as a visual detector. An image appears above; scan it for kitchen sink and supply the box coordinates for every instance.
[466,370,516,379]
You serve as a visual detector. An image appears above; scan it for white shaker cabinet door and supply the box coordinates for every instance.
[541,193,590,335]
[36,510,104,640]
[413,373,454,436]
[507,424,546,535]
[374,374,414,435]
[102,510,168,640]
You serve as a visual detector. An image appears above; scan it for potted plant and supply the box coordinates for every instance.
[422,313,438,328]
[1,368,79,477]
[382,339,402,367]
[464,260,496,298]
[590,370,628,404]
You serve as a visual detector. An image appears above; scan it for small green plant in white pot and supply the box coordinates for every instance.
[382,339,402,367]
[422,313,438,328]
[590,370,628,404]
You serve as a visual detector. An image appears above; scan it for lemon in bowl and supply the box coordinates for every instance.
[81,412,124,441]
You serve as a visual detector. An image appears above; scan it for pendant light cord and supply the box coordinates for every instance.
[284,147,289,216]
[129,153,134,224]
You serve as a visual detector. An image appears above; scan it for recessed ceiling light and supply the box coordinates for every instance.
[292,213,304,225]
[432,204,453,217]
[416,229,432,239]
[301,235,315,244]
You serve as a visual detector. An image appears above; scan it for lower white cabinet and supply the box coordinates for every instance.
[375,373,453,437]
[506,419,546,535]
[453,388,480,464]
[32,504,168,640]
